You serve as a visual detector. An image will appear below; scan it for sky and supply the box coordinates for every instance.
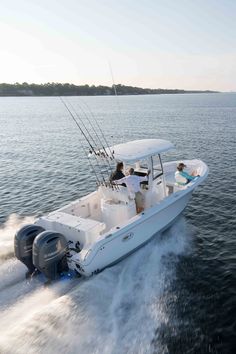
[0,0,235,91]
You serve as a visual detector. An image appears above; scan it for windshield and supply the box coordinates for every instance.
[152,154,163,180]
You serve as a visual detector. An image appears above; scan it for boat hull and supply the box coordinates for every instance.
[71,189,192,276]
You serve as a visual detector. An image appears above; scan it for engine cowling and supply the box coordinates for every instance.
[14,224,45,275]
[33,231,68,281]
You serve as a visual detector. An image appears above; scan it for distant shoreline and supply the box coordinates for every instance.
[0,83,219,97]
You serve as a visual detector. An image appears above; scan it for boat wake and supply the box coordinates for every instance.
[0,214,193,354]
[0,214,35,264]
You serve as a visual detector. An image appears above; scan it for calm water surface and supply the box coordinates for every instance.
[0,94,235,353]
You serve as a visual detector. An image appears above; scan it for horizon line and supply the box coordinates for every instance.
[0,82,222,93]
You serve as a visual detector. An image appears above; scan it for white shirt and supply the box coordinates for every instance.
[175,171,188,185]
[114,175,148,193]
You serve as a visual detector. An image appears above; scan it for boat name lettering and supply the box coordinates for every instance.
[122,232,134,242]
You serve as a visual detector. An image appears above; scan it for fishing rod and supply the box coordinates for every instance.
[72,99,115,175]
[60,97,108,185]
[60,97,96,156]
[59,97,107,185]
[66,101,100,155]
[77,98,121,190]
[73,102,121,191]
[79,98,115,162]
[65,99,112,182]
[75,134,101,186]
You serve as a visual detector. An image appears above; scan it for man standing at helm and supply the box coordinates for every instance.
[113,167,150,213]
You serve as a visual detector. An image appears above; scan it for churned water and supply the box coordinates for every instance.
[0,93,235,353]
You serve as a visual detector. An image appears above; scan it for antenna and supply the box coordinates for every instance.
[108,62,124,143]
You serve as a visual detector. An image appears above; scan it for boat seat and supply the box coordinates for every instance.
[37,211,105,247]
[99,185,134,204]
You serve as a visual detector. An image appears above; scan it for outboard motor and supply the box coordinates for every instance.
[33,231,68,282]
[14,224,45,277]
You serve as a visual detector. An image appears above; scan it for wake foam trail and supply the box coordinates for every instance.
[0,278,81,353]
[0,218,193,354]
[0,258,26,293]
[0,214,35,264]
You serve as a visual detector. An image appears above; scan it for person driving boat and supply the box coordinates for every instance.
[113,167,150,213]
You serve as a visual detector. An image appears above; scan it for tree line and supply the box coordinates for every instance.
[0,82,216,96]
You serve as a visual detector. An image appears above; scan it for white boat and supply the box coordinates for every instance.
[14,139,208,281]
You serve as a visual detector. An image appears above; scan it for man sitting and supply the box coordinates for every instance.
[110,162,126,187]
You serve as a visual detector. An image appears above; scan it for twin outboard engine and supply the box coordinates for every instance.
[14,225,69,282]
[14,224,45,276]
[33,231,68,281]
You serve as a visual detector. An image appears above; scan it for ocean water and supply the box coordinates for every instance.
[0,93,235,354]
